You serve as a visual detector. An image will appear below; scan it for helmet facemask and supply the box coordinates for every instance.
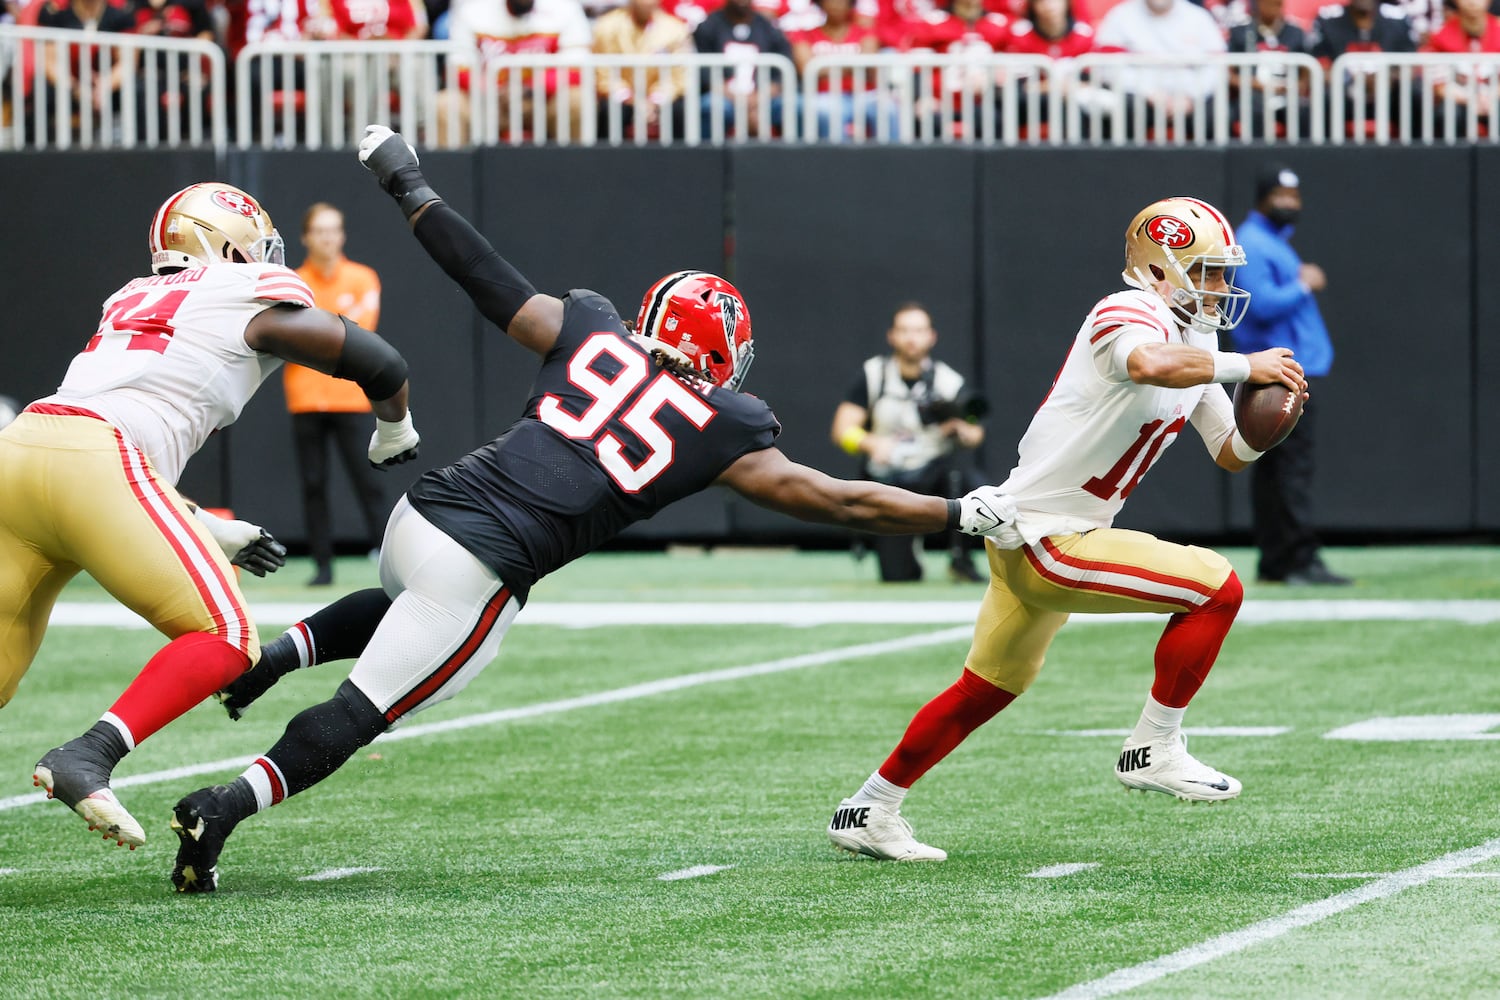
[1145,251,1250,336]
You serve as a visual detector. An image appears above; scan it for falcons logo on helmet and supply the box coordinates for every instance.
[211,190,261,218]
[714,292,740,362]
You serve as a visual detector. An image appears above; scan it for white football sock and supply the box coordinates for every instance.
[854,771,907,807]
[1131,695,1186,744]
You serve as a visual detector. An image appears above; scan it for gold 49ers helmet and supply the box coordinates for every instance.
[635,270,755,391]
[148,182,286,275]
[1123,196,1250,335]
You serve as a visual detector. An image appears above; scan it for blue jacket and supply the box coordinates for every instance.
[1232,210,1333,377]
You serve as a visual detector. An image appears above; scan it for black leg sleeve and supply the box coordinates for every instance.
[266,680,389,799]
[302,587,395,665]
[412,201,537,331]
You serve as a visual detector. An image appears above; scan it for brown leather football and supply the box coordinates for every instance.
[1232,382,1304,452]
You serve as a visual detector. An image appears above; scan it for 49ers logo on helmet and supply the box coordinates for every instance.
[1145,215,1194,250]
[211,189,261,218]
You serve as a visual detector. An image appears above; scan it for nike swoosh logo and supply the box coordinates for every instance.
[1186,779,1231,791]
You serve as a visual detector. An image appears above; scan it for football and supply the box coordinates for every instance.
[1232,382,1303,452]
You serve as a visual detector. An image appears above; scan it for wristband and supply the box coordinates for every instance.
[1230,430,1264,463]
[945,498,961,532]
[1211,351,1252,384]
[839,426,868,456]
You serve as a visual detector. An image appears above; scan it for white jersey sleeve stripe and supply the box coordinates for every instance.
[1023,536,1216,610]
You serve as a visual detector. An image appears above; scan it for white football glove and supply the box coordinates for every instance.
[957,486,1016,538]
[369,411,421,469]
[193,507,288,577]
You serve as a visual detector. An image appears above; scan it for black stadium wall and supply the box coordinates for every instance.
[0,145,1493,547]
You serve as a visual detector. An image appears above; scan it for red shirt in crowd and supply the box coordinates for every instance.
[1424,12,1500,52]
[1006,16,1094,57]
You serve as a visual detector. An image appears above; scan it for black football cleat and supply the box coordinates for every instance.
[33,741,144,849]
[170,786,239,893]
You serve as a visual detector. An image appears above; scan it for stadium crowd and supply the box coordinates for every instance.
[7,0,1499,137]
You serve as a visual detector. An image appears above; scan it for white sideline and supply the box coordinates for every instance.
[1039,835,1500,1000]
[1026,863,1100,878]
[0,626,973,813]
[43,598,1500,629]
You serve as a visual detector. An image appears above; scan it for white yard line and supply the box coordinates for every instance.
[1026,863,1101,878]
[0,626,973,813]
[298,867,382,882]
[44,599,1500,629]
[1039,835,1500,1000]
[657,865,734,881]
[1293,871,1500,879]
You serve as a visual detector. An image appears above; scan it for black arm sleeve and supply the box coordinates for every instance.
[333,316,408,401]
[412,201,538,332]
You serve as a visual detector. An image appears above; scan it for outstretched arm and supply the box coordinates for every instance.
[718,447,950,534]
[358,125,563,356]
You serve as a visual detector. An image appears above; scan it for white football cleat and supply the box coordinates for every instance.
[1115,732,1241,802]
[827,798,947,861]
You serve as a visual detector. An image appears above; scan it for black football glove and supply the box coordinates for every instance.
[232,529,289,577]
[357,125,437,220]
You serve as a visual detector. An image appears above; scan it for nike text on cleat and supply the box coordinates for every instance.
[827,798,947,861]
[33,748,145,849]
[170,786,237,893]
[1113,732,1242,802]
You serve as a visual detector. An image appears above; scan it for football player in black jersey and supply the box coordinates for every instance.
[166,126,1010,893]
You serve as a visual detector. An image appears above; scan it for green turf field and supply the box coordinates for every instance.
[2,546,1498,999]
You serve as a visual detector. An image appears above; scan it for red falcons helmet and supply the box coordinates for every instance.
[635,271,755,391]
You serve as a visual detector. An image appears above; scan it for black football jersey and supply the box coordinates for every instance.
[407,290,780,602]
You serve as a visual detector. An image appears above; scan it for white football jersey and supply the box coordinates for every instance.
[44,263,314,484]
[992,288,1234,548]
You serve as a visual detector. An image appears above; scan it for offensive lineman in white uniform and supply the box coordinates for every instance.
[828,196,1309,861]
[0,182,421,851]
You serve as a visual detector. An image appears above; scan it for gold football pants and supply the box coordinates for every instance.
[0,408,257,709]
[965,528,1234,694]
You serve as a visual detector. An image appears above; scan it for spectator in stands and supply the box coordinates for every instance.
[435,0,592,146]
[905,0,1013,136]
[693,0,793,134]
[1226,0,1313,137]
[789,0,889,139]
[1310,0,1415,132]
[830,302,988,583]
[287,203,389,588]
[32,0,136,142]
[867,0,940,49]
[325,0,428,38]
[1008,0,1094,60]
[592,0,693,137]
[1093,0,1227,135]
[240,0,324,145]
[1424,0,1500,133]
[1233,164,1350,587]
[1006,0,1095,124]
[128,0,215,137]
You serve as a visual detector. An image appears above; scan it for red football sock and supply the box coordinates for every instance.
[107,633,252,746]
[878,668,1017,788]
[1151,571,1244,708]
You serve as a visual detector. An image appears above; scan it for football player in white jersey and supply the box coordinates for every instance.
[827,196,1308,861]
[0,181,421,851]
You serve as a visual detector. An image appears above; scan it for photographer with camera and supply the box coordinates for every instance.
[831,302,989,583]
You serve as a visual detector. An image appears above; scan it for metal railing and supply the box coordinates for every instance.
[0,24,226,151]
[1056,52,1325,145]
[236,40,469,149]
[1330,52,1500,144]
[801,52,1057,144]
[12,42,1500,150]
